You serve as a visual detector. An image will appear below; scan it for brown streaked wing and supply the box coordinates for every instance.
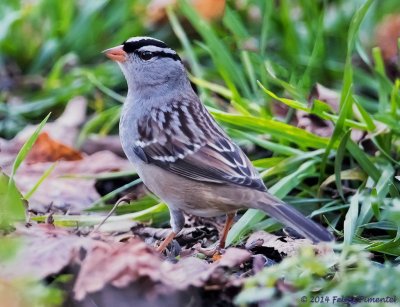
[133,98,267,191]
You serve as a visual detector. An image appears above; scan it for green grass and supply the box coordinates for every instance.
[0,113,63,306]
[236,246,400,306]
[1,0,400,304]
[1,113,50,230]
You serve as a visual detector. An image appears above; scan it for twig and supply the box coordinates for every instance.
[91,196,131,233]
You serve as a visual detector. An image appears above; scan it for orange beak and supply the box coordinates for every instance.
[102,45,127,62]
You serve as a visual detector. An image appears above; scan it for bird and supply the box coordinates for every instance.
[103,36,333,252]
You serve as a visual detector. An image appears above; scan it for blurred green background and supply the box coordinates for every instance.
[1,0,398,138]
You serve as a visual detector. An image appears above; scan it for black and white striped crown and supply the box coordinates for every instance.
[122,36,181,61]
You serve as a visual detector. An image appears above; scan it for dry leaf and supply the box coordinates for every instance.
[1,141,132,213]
[81,135,125,157]
[15,96,87,147]
[0,96,87,169]
[1,224,252,303]
[309,83,340,112]
[74,238,163,300]
[297,83,339,138]
[0,282,22,307]
[376,14,400,62]
[0,96,132,213]
[0,97,133,213]
[17,151,132,213]
[191,0,225,21]
[163,247,251,290]
[0,224,96,281]
[300,84,366,142]
[245,231,314,258]
[147,0,225,24]
[75,243,251,300]
[26,132,83,163]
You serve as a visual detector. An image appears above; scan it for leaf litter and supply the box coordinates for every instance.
[0,98,134,213]
[0,223,254,303]
[0,218,333,306]
[0,97,334,305]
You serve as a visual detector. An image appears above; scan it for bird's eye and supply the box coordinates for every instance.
[139,51,154,61]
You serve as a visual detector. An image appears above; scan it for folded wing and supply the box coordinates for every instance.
[133,96,266,192]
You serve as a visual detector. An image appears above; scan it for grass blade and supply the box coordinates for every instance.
[24,162,57,200]
[343,192,360,245]
[334,130,351,199]
[9,113,51,184]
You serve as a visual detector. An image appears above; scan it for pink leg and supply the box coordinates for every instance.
[156,231,176,252]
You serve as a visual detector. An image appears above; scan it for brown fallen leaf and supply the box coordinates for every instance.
[1,224,252,304]
[81,135,125,157]
[0,280,27,307]
[147,0,225,24]
[74,238,163,300]
[0,96,87,169]
[0,224,97,281]
[26,132,83,163]
[191,0,225,21]
[15,96,87,147]
[245,231,315,258]
[17,151,132,213]
[309,83,340,112]
[301,84,368,143]
[376,14,400,63]
[0,95,135,213]
[375,14,400,79]
[162,247,251,290]
[1,143,132,213]
[297,83,339,138]
[75,241,251,300]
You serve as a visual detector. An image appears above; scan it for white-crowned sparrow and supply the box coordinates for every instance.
[104,37,333,251]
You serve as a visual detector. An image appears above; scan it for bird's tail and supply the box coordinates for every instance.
[256,195,334,243]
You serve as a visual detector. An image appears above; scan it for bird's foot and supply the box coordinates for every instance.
[156,231,176,253]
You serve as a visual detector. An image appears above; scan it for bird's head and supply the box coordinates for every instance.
[103,37,185,91]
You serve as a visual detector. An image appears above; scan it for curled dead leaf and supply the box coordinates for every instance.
[301,84,368,143]
[309,83,340,113]
[191,0,225,21]
[75,243,251,300]
[15,96,87,147]
[0,95,135,213]
[162,247,251,290]
[245,231,329,258]
[81,135,125,157]
[74,238,162,300]
[26,132,83,163]
[297,83,339,138]
[23,151,132,213]
[147,0,225,24]
[375,14,400,63]
[0,224,97,281]
[2,223,253,304]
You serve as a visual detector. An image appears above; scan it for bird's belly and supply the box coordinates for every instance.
[134,163,241,217]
